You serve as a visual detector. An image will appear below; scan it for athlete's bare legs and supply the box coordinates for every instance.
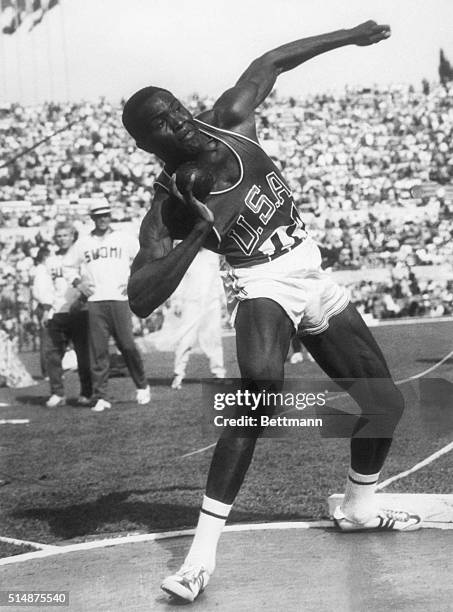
[302,304,403,469]
[173,299,292,576]
[206,298,293,503]
[302,303,406,524]
[162,301,415,600]
[187,300,406,555]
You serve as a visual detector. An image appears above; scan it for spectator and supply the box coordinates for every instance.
[32,220,92,407]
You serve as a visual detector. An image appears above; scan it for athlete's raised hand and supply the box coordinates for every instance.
[170,173,215,226]
[350,20,391,46]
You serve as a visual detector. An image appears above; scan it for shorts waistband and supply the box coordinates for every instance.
[226,235,307,268]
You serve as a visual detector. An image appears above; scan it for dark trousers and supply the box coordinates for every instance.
[39,326,48,378]
[291,335,302,353]
[88,301,147,400]
[43,311,92,398]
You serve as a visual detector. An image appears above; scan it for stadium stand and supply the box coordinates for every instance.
[1,84,452,347]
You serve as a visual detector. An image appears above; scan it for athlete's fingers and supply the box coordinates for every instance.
[170,173,213,222]
[187,173,196,192]
[171,173,196,200]
[170,174,185,202]
[373,30,390,42]
[186,192,215,223]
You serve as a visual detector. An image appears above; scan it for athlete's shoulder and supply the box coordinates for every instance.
[196,109,258,142]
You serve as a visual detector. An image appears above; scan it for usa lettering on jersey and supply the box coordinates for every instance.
[227,171,306,257]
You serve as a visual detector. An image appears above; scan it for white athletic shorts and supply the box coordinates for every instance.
[223,237,350,334]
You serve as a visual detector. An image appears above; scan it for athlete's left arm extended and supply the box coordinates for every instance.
[213,20,390,128]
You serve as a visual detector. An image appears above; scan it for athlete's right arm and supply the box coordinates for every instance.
[127,190,213,318]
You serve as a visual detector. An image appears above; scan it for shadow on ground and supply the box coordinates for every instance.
[11,488,306,541]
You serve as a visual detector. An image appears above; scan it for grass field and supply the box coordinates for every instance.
[0,320,452,558]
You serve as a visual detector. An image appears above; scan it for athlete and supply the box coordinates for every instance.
[32,220,92,407]
[122,21,421,603]
[72,199,151,412]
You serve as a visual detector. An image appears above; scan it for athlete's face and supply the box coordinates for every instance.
[54,228,74,251]
[138,91,203,161]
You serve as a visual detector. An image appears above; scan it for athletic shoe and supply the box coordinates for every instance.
[45,394,66,408]
[333,506,422,531]
[91,399,112,412]
[77,396,92,407]
[290,352,303,364]
[171,375,183,390]
[136,385,151,405]
[161,564,210,602]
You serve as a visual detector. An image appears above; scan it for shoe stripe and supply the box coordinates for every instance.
[201,508,229,520]
[348,475,379,486]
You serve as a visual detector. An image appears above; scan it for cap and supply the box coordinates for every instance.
[90,198,111,216]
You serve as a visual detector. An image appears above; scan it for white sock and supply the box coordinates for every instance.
[340,467,380,523]
[184,495,232,574]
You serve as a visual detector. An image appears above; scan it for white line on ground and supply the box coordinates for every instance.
[396,349,453,384]
[0,535,57,550]
[7,517,453,567]
[376,441,453,491]
[179,443,217,458]
[0,419,30,425]
[0,517,451,567]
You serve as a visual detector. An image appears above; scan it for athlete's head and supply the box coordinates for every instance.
[122,86,202,162]
[54,220,76,251]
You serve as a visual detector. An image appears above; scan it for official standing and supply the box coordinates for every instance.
[74,199,150,412]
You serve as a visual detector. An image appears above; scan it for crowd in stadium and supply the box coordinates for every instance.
[1,81,452,344]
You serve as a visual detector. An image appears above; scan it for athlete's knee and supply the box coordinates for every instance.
[371,378,404,413]
[362,378,405,434]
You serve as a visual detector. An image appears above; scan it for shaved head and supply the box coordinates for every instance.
[122,86,172,140]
